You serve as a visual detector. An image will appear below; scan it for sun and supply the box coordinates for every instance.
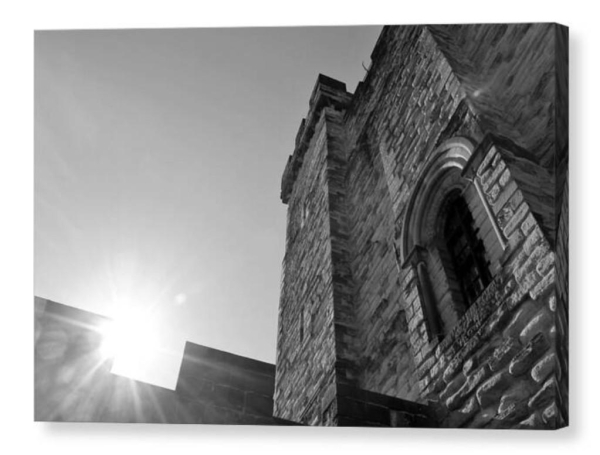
[99,307,161,376]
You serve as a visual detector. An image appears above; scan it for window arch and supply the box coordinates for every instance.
[400,138,498,339]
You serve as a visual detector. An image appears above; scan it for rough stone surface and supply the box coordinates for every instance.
[518,412,545,429]
[476,371,512,408]
[532,353,556,383]
[529,377,557,411]
[488,337,521,372]
[446,366,490,411]
[509,333,550,377]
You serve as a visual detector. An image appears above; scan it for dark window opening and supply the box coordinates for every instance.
[443,193,491,308]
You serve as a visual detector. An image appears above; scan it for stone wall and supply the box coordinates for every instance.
[277,24,567,429]
[344,117,420,401]
[409,138,563,429]
[35,297,292,424]
[274,78,351,424]
[554,174,569,425]
[428,24,563,172]
[275,75,436,427]
[342,25,484,403]
[335,383,433,427]
[344,25,565,428]
[176,343,293,425]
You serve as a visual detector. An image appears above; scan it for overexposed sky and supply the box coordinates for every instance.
[35,26,382,388]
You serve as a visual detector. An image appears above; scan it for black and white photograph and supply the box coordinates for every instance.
[34,22,568,430]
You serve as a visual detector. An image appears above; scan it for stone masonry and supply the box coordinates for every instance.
[276,24,568,428]
[34,23,568,429]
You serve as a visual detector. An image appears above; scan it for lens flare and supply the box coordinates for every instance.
[99,308,160,369]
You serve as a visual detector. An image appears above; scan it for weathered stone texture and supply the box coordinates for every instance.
[554,173,569,426]
[274,103,341,423]
[276,24,567,429]
[428,24,563,172]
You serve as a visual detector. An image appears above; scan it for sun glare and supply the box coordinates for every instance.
[99,309,160,368]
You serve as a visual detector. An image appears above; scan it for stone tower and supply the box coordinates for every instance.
[274,24,568,429]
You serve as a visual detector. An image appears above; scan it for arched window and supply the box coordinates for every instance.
[443,191,491,309]
[400,138,501,339]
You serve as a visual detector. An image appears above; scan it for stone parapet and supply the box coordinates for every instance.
[281,74,352,204]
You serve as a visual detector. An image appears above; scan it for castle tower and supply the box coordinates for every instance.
[273,75,356,425]
[274,74,431,427]
[275,24,568,429]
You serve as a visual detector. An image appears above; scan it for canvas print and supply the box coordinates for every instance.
[34,23,568,428]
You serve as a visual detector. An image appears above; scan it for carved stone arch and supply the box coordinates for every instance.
[400,137,475,265]
[397,137,478,339]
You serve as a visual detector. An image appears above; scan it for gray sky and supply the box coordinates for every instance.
[35,26,382,389]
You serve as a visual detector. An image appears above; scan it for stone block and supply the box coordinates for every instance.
[490,401,530,428]
[486,184,501,204]
[497,190,524,229]
[484,305,513,337]
[521,213,537,236]
[481,160,507,192]
[502,298,539,339]
[542,402,558,426]
[442,356,464,385]
[536,252,555,276]
[548,294,557,312]
[502,203,529,237]
[462,357,477,376]
[497,384,534,415]
[499,168,511,187]
[515,243,549,283]
[519,309,553,345]
[530,267,556,300]
[477,148,498,176]
[492,180,518,214]
[509,333,549,377]
[528,377,557,411]
[446,365,491,411]
[470,406,497,428]
[523,226,543,255]
[439,373,467,402]
[476,370,512,408]
[505,227,525,252]
[446,396,479,428]
[518,271,539,296]
[488,337,521,372]
[531,352,556,383]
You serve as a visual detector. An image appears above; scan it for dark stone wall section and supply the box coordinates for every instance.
[336,383,434,427]
[554,24,569,231]
[176,343,286,425]
[554,174,568,426]
[35,298,295,425]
